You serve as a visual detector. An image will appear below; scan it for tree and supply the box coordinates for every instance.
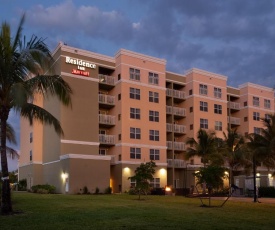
[247,114,275,202]
[186,129,222,167]
[219,128,248,187]
[0,15,72,215]
[128,161,156,200]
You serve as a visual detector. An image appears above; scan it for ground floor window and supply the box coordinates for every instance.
[150,178,160,188]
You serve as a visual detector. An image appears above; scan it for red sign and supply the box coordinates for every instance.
[72,69,90,77]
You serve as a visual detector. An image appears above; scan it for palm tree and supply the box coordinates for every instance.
[0,121,19,159]
[247,114,275,202]
[220,128,248,188]
[0,15,72,215]
[186,129,222,167]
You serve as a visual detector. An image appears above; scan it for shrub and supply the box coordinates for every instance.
[31,184,56,194]
[95,187,100,194]
[18,179,27,191]
[259,187,275,197]
[105,186,112,194]
[83,186,89,194]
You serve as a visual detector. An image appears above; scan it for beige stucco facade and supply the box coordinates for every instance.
[19,42,275,194]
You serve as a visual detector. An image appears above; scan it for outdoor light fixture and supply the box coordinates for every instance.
[256,173,260,177]
[160,168,166,176]
[165,186,171,192]
[61,172,68,180]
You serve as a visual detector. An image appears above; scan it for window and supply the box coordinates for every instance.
[253,112,260,121]
[129,68,140,81]
[214,87,222,98]
[244,101,248,107]
[199,84,207,95]
[118,134,121,140]
[190,124,193,130]
[130,87,140,100]
[130,108,140,119]
[30,150,32,161]
[253,97,259,107]
[200,119,208,129]
[148,72,159,85]
[118,114,121,120]
[118,94,121,100]
[149,91,159,103]
[130,178,136,188]
[30,132,33,143]
[265,114,271,122]
[149,130,159,141]
[214,104,222,114]
[244,117,248,122]
[254,127,261,135]
[150,178,160,188]
[118,74,121,80]
[99,149,106,155]
[189,89,193,95]
[150,149,160,160]
[215,121,222,131]
[149,110,159,122]
[200,101,208,112]
[130,127,141,139]
[130,147,141,159]
[190,107,193,113]
[264,99,271,109]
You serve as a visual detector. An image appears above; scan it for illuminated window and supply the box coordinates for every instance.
[130,87,140,100]
[130,147,141,159]
[129,68,140,81]
[150,149,160,160]
[148,72,159,85]
[149,110,159,122]
[149,130,159,141]
[149,91,159,103]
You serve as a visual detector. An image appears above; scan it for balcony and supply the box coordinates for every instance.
[173,124,186,135]
[167,159,186,168]
[99,134,115,146]
[166,89,185,102]
[167,141,186,151]
[98,94,115,109]
[228,101,241,111]
[228,116,240,126]
[98,74,115,90]
[99,114,115,127]
[166,123,173,132]
[166,106,186,118]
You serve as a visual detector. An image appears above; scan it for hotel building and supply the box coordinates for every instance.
[19,43,275,194]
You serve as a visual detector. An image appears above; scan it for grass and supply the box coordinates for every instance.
[1,192,275,229]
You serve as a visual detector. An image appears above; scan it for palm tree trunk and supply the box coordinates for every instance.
[0,106,12,215]
[253,155,257,203]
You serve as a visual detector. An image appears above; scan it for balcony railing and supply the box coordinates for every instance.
[167,159,186,168]
[167,141,185,151]
[228,101,241,110]
[98,94,115,105]
[99,134,115,145]
[228,116,241,125]
[98,74,115,85]
[166,106,186,117]
[174,124,186,134]
[166,123,173,132]
[166,89,185,100]
[98,114,115,125]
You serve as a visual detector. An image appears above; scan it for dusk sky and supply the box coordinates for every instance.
[1,0,275,169]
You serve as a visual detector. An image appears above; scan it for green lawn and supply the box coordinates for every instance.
[1,192,275,230]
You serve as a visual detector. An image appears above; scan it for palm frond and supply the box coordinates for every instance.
[20,103,63,136]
